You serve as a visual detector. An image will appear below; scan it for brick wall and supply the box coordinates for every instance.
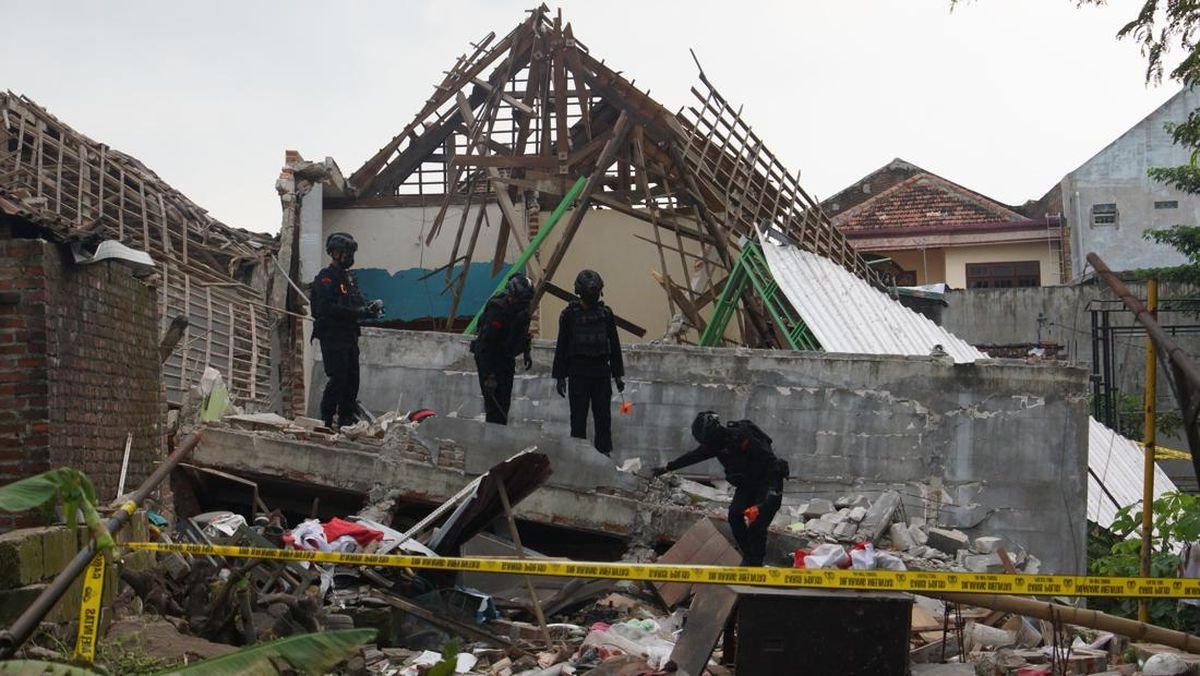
[0,225,51,529]
[0,226,162,529]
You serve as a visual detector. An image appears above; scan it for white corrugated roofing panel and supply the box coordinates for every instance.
[759,240,986,363]
[1087,417,1177,529]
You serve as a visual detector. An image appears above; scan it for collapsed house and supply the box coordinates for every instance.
[2,6,1195,675]
[0,92,279,411]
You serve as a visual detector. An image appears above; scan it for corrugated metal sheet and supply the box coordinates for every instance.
[760,238,1171,528]
[1088,417,1177,528]
[759,240,986,363]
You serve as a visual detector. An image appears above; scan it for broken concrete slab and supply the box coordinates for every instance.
[422,416,640,494]
[972,536,1005,554]
[848,506,867,523]
[858,490,901,542]
[927,527,971,553]
[801,498,834,518]
[833,522,858,540]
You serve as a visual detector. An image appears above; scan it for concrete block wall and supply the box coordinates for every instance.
[0,227,162,529]
[316,329,1091,573]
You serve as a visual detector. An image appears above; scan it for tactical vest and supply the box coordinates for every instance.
[569,304,609,358]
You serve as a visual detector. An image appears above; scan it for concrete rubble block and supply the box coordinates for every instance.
[909,516,927,529]
[960,552,1004,573]
[926,527,970,554]
[908,524,929,546]
[847,506,868,523]
[1022,555,1041,574]
[802,498,834,518]
[805,518,835,536]
[888,522,913,551]
[858,490,901,542]
[1144,653,1191,676]
[833,522,858,540]
[971,536,1005,554]
[823,511,848,525]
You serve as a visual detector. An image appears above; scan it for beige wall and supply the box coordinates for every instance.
[857,248,948,285]
[943,241,1063,288]
[535,208,702,343]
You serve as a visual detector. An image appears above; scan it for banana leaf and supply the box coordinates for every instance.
[0,660,101,675]
[156,629,376,676]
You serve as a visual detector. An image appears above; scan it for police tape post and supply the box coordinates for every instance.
[125,542,1200,599]
[73,553,106,664]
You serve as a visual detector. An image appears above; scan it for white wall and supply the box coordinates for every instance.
[323,203,506,274]
[1064,88,1200,277]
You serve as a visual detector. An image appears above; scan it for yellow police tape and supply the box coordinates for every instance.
[73,553,106,664]
[127,542,1200,599]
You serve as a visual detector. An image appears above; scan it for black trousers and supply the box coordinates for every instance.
[319,340,360,426]
[728,477,783,567]
[477,357,515,425]
[568,375,612,454]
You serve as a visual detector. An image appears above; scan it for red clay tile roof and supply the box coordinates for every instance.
[831,173,1029,233]
[821,158,925,218]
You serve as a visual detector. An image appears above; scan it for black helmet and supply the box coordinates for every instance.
[506,273,534,302]
[326,232,358,254]
[574,269,604,297]
[691,411,723,445]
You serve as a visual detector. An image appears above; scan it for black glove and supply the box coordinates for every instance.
[366,299,385,316]
[615,378,625,393]
[651,466,668,478]
[483,374,497,391]
[523,350,533,371]
[556,378,567,398]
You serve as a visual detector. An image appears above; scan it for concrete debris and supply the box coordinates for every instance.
[926,527,971,554]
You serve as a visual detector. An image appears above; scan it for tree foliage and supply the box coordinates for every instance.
[1090,491,1200,630]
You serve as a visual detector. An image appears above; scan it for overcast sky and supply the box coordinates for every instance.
[0,0,1183,233]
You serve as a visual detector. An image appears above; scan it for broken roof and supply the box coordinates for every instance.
[339,5,885,345]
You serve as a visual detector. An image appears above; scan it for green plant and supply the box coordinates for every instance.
[426,640,462,676]
[1090,492,1200,630]
[0,468,112,552]
[0,629,376,676]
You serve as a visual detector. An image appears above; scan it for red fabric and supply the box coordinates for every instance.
[323,518,384,546]
[320,276,333,285]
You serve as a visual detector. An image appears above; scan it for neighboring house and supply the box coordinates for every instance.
[822,159,1067,288]
[1031,87,1200,279]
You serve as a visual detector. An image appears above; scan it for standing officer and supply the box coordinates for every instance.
[653,412,789,566]
[471,274,535,424]
[311,232,383,429]
[552,270,624,455]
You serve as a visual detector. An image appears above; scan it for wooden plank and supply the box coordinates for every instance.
[552,40,570,162]
[668,584,738,676]
[226,303,235,378]
[496,481,553,647]
[653,518,740,607]
[531,111,630,308]
[373,590,522,654]
[543,281,646,338]
[204,287,214,368]
[449,154,559,169]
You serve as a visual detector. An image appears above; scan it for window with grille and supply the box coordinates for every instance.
[1155,200,1179,210]
[1091,203,1118,226]
[965,261,1041,289]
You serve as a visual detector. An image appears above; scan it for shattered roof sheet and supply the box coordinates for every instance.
[1087,417,1177,529]
[759,238,986,364]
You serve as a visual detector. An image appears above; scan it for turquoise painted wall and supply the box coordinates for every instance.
[353,262,511,322]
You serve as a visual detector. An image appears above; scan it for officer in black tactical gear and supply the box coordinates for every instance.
[471,273,535,425]
[311,232,384,429]
[653,411,789,566]
[552,270,624,455]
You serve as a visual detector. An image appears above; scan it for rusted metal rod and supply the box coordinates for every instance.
[1088,253,1200,391]
[1088,252,1200,483]
[931,591,1200,654]
[0,430,204,658]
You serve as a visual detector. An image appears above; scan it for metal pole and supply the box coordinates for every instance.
[0,430,204,658]
[463,176,588,336]
[1140,278,1159,623]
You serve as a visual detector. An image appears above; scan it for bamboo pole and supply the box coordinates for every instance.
[929,591,1200,654]
[1140,277,1159,623]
